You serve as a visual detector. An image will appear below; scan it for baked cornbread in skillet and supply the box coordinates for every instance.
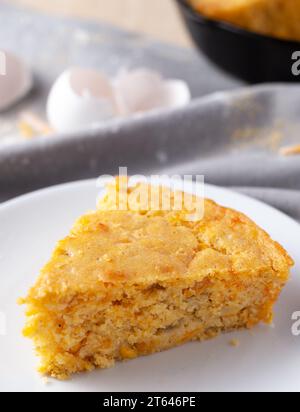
[21,179,293,379]
[188,0,300,41]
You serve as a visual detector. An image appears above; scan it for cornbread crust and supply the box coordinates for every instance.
[188,0,300,41]
[21,181,293,379]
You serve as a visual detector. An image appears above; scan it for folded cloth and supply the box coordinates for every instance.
[0,84,300,222]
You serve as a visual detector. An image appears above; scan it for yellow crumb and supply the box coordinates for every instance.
[229,339,240,348]
[17,297,26,305]
[279,144,300,156]
[18,120,35,139]
[18,111,53,139]
[231,125,283,152]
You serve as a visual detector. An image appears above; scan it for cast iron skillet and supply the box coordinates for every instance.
[176,0,300,83]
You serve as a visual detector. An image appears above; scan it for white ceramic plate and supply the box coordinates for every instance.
[0,179,299,392]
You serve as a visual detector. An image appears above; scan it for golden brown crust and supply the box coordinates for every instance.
[26,183,292,299]
[188,0,300,41]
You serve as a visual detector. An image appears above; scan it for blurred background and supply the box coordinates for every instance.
[11,0,191,46]
[1,0,300,214]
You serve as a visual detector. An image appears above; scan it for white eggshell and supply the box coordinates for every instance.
[113,68,191,115]
[0,50,32,112]
[47,68,117,133]
[113,69,165,115]
[161,80,191,108]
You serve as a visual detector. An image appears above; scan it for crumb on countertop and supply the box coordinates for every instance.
[229,339,240,348]
[279,143,300,156]
[19,111,53,139]
[231,125,284,152]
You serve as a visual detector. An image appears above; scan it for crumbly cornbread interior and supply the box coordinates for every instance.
[21,180,293,379]
[188,0,300,41]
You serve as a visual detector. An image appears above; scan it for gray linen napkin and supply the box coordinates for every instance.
[1,84,300,222]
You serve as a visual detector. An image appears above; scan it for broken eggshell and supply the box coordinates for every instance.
[47,67,191,133]
[114,68,191,115]
[0,50,32,112]
[47,68,118,133]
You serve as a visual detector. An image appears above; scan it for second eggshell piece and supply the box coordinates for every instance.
[114,69,191,115]
[47,67,191,133]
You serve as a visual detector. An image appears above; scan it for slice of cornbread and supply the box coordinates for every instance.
[188,0,300,41]
[21,180,293,379]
